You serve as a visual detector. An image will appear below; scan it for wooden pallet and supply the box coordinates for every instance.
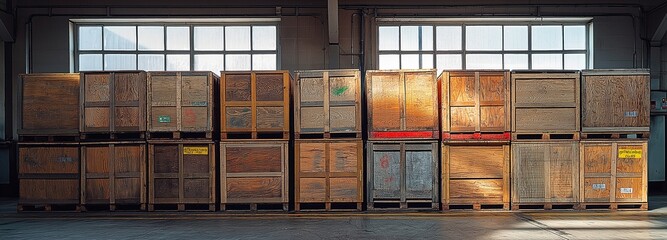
[367,201,439,211]
[442,203,509,211]
[18,204,81,212]
[80,132,145,141]
[581,132,649,140]
[295,132,362,139]
[147,131,212,140]
[443,132,510,141]
[295,202,363,212]
[148,203,215,212]
[511,203,579,211]
[18,135,80,142]
[512,132,580,141]
[220,131,288,140]
[220,203,288,212]
[579,203,648,211]
[79,203,146,212]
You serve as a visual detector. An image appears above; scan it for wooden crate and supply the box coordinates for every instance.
[220,141,288,211]
[18,74,80,139]
[440,71,510,141]
[80,71,147,139]
[511,141,580,210]
[366,70,439,140]
[295,139,363,211]
[580,140,648,210]
[147,71,216,139]
[367,140,439,210]
[148,141,215,211]
[80,142,146,211]
[220,71,290,140]
[581,69,650,133]
[441,143,509,210]
[511,71,580,137]
[294,70,362,139]
[18,143,80,211]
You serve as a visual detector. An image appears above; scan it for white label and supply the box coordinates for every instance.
[620,188,633,194]
[592,184,606,190]
[624,111,638,117]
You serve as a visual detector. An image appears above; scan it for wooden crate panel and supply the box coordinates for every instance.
[20,179,79,203]
[582,70,650,132]
[154,178,178,198]
[226,177,284,200]
[298,142,326,172]
[225,145,283,173]
[441,71,510,134]
[329,142,358,172]
[256,107,284,129]
[616,178,643,201]
[449,179,504,201]
[511,142,579,204]
[330,177,359,202]
[19,146,79,174]
[583,177,611,200]
[514,108,577,132]
[367,70,438,137]
[447,145,505,179]
[19,74,80,135]
[372,150,401,198]
[299,178,327,202]
[81,71,146,133]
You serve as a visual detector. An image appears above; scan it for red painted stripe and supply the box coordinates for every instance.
[371,131,434,139]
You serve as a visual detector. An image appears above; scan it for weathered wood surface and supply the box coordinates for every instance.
[19,74,80,136]
[18,143,80,205]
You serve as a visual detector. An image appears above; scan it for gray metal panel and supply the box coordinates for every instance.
[649,115,666,182]
[373,151,400,199]
[0,147,8,184]
[405,150,433,199]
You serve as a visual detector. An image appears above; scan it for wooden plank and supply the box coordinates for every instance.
[18,143,80,205]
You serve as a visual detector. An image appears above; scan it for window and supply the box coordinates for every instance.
[378,23,589,72]
[76,24,278,72]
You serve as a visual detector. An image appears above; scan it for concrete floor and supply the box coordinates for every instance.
[1,197,667,239]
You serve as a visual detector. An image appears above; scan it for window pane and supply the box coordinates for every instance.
[532,25,563,50]
[79,54,103,71]
[504,26,528,50]
[138,54,165,71]
[166,54,190,71]
[194,54,224,73]
[564,54,586,70]
[252,26,277,51]
[226,26,251,51]
[564,25,586,50]
[104,26,136,51]
[504,54,528,70]
[436,26,462,51]
[194,26,224,51]
[436,54,462,71]
[421,26,433,51]
[378,54,400,70]
[466,54,502,70]
[532,54,563,70]
[138,26,164,51]
[422,54,434,69]
[401,54,420,69]
[378,26,399,51]
[167,27,190,51]
[225,54,251,71]
[79,26,102,51]
[466,26,502,51]
[252,54,277,70]
[104,54,136,70]
[401,26,419,51]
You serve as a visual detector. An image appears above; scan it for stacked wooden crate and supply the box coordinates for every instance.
[440,71,510,210]
[146,71,217,211]
[294,70,363,211]
[366,69,439,211]
[511,71,581,210]
[79,71,147,211]
[579,69,649,210]
[17,73,81,211]
[219,71,290,211]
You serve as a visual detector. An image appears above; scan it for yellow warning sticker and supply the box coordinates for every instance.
[618,149,642,158]
[184,147,208,155]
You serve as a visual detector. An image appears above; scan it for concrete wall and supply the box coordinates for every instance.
[0,40,4,139]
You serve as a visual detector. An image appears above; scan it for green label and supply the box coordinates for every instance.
[158,115,171,123]
[192,101,208,106]
[332,86,349,96]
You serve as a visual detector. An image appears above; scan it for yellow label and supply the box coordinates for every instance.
[618,149,642,158]
[184,147,208,155]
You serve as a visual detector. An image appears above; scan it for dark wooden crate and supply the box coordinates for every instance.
[294,70,362,139]
[18,143,80,209]
[148,140,215,211]
[18,74,80,138]
[147,71,217,139]
[295,139,363,211]
[80,142,146,211]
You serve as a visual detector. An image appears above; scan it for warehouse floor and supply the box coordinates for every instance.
[1,197,667,240]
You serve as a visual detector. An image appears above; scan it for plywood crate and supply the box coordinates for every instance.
[80,142,146,211]
[220,141,288,211]
[220,71,290,140]
[442,143,509,210]
[295,139,363,211]
[580,140,648,210]
[80,71,147,139]
[581,69,650,135]
[295,70,362,139]
[18,143,80,211]
[511,71,580,140]
[440,71,510,141]
[147,71,217,139]
[367,140,439,210]
[148,140,215,211]
[366,70,439,140]
[18,74,80,141]
[511,141,580,210]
